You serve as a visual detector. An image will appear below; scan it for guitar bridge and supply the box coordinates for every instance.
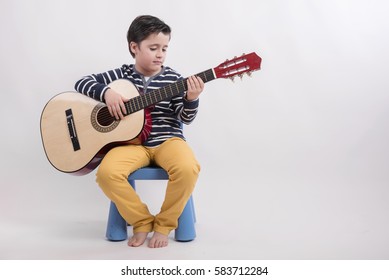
[65,109,81,151]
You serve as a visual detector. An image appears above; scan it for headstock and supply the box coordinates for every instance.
[213,52,262,81]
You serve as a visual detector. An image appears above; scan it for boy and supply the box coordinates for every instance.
[75,15,204,248]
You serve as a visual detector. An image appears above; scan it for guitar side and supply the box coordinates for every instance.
[40,79,145,175]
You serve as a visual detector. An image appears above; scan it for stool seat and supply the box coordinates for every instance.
[106,166,196,242]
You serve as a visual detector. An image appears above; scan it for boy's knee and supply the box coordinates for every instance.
[96,162,106,179]
[95,164,109,189]
[171,160,200,180]
[193,161,201,176]
[96,162,126,190]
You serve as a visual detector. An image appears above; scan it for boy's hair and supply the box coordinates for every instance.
[127,15,171,58]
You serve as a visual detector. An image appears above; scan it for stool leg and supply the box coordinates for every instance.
[175,195,196,242]
[128,179,136,191]
[106,201,128,241]
[189,196,196,223]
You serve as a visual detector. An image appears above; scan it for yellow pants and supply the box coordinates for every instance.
[96,137,200,235]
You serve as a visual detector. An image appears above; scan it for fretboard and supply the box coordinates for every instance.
[124,68,215,114]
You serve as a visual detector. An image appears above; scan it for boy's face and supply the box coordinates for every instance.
[130,32,170,77]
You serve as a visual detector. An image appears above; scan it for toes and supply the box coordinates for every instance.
[148,239,155,248]
[148,233,168,248]
[127,238,140,247]
[128,232,148,247]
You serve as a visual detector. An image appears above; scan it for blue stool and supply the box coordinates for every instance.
[106,166,196,242]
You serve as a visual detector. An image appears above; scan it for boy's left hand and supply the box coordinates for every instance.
[186,76,204,101]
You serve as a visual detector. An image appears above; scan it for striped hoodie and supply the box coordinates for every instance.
[74,64,199,147]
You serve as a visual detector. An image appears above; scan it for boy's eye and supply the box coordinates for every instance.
[150,48,157,51]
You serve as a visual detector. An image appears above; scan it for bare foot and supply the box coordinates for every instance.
[148,232,168,248]
[127,232,149,247]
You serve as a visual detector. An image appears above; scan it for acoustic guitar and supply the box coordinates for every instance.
[40,52,262,175]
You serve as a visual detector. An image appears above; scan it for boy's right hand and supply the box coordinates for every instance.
[104,88,129,120]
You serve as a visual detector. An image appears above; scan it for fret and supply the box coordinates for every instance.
[139,95,144,109]
[126,99,132,114]
[158,87,164,100]
[204,71,210,81]
[174,83,179,94]
[143,94,149,108]
[159,87,165,100]
[144,94,149,107]
[165,85,171,99]
[131,99,136,112]
[130,97,135,112]
[157,88,163,100]
[129,103,133,114]
[124,103,130,115]
[178,80,185,92]
[126,100,131,114]
[151,90,157,104]
[135,96,140,111]
[146,93,152,107]
[138,95,143,110]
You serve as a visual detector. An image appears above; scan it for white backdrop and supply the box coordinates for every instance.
[1,0,389,259]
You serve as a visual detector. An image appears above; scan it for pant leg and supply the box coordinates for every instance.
[152,137,201,235]
[96,144,154,233]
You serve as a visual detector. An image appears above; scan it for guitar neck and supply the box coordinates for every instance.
[124,68,215,114]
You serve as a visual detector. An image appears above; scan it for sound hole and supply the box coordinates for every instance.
[91,104,119,133]
[97,106,115,126]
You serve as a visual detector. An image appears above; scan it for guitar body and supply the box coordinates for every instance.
[40,79,149,175]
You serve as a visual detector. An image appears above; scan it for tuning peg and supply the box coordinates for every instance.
[229,77,235,82]
[239,74,244,80]
[247,71,252,77]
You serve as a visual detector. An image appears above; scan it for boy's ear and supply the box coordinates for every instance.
[129,42,138,55]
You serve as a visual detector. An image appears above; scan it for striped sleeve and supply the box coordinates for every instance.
[74,67,125,102]
[180,97,199,124]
